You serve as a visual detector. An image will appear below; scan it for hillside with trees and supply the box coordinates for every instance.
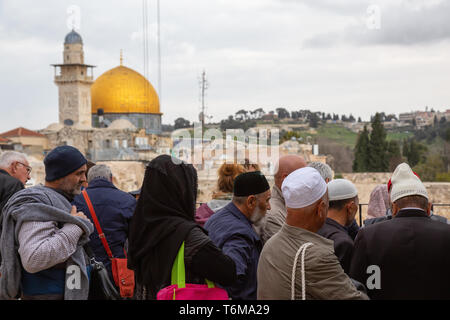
[165,108,450,180]
[353,113,450,181]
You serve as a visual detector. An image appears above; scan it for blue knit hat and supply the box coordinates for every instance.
[44,146,87,181]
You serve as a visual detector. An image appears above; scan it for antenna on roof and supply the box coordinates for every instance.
[157,0,162,106]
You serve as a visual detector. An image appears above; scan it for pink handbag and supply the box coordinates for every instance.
[156,242,229,300]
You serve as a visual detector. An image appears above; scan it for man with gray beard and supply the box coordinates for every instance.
[205,171,271,300]
[0,146,93,300]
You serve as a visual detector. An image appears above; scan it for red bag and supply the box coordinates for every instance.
[82,190,135,298]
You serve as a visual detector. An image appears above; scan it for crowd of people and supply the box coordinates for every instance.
[0,146,449,300]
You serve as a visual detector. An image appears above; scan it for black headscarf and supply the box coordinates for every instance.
[127,155,200,296]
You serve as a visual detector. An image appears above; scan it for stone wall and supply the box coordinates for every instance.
[26,162,450,221]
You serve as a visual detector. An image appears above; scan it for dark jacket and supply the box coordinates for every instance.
[0,169,24,214]
[317,218,354,274]
[363,210,448,226]
[205,202,262,300]
[349,208,450,300]
[135,226,237,300]
[345,219,360,240]
[72,178,136,282]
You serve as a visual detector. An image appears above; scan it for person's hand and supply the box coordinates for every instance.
[71,205,89,221]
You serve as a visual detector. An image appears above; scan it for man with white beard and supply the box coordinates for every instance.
[205,171,271,300]
[0,146,94,300]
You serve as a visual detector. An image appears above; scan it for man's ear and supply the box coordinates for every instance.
[392,202,399,216]
[10,162,17,174]
[345,202,352,217]
[426,202,432,216]
[318,200,327,220]
[247,195,257,209]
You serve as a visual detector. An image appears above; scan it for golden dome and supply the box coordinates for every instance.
[91,64,160,115]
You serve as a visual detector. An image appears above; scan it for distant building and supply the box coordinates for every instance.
[399,109,449,127]
[0,136,13,151]
[399,112,414,123]
[0,127,49,154]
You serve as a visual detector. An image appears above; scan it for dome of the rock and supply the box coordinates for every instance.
[91,65,160,115]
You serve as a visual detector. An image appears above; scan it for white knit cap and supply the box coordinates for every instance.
[328,179,358,201]
[390,162,428,203]
[282,167,327,209]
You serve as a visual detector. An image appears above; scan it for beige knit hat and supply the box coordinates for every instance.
[390,163,428,203]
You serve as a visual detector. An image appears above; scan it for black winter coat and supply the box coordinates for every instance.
[317,218,354,274]
[349,208,450,300]
[135,226,237,300]
[0,169,23,214]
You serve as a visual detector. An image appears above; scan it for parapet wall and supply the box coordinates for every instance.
[26,160,450,220]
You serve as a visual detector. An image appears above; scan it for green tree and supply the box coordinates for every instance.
[368,113,389,171]
[235,109,248,121]
[309,113,320,128]
[252,108,265,119]
[276,108,290,119]
[353,125,370,172]
[386,140,403,171]
[402,139,410,160]
[174,117,191,129]
[413,154,445,182]
[406,139,427,167]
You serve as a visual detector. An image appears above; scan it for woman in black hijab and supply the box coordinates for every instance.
[127,155,236,299]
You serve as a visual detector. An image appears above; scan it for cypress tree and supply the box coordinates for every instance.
[402,139,410,160]
[353,125,370,172]
[368,113,389,171]
[387,140,402,171]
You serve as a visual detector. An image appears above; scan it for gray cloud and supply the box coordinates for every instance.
[280,0,370,15]
[1,0,450,132]
[303,0,450,48]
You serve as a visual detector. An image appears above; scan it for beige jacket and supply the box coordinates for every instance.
[257,223,368,300]
[261,185,286,243]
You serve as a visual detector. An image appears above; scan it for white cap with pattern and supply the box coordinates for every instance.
[390,163,428,203]
[282,167,327,209]
[328,179,358,201]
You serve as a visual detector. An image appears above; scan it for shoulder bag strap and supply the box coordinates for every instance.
[291,242,313,300]
[170,241,215,290]
[171,242,186,288]
[81,189,114,259]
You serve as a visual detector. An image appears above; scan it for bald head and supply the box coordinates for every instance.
[274,155,307,189]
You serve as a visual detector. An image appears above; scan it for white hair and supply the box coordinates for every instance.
[0,151,28,168]
[307,162,333,182]
[87,164,112,183]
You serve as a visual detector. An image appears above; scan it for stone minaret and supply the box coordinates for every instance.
[52,30,95,127]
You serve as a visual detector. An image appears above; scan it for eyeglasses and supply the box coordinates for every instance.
[16,162,32,174]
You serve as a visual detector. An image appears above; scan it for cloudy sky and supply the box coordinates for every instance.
[1,0,450,132]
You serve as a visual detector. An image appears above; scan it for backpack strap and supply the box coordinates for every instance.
[81,189,114,259]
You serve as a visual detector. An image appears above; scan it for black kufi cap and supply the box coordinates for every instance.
[233,171,270,197]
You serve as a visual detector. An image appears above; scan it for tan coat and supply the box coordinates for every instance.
[257,223,368,300]
[261,185,286,243]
